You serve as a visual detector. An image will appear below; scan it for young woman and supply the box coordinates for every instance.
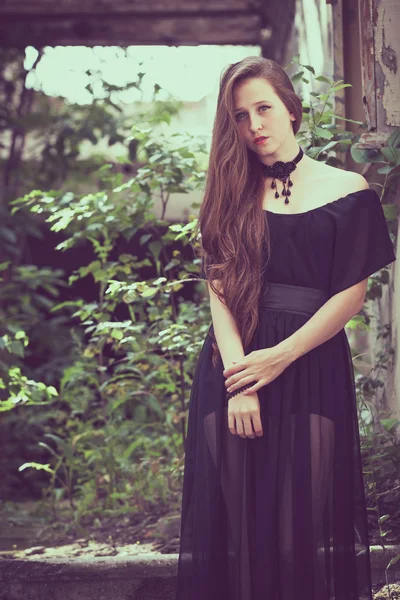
[175,56,396,600]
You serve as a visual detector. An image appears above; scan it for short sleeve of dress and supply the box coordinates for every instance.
[329,189,396,296]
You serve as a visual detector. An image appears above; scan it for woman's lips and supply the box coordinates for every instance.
[254,137,269,145]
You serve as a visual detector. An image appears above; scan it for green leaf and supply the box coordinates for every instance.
[44,433,74,463]
[380,418,400,431]
[19,462,54,474]
[383,204,398,220]
[378,514,390,524]
[291,71,305,83]
[314,126,333,140]
[122,438,145,460]
[46,386,58,397]
[334,115,364,125]
[111,329,124,340]
[303,65,315,75]
[387,128,400,149]
[377,165,393,174]
[148,241,163,260]
[315,75,332,83]
[381,147,400,165]
[387,553,400,568]
[38,442,61,459]
[142,287,158,298]
[146,394,164,417]
[8,341,25,357]
[0,399,19,412]
[332,84,352,91]
[350,147,386,164]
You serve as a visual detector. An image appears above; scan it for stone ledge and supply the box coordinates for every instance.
[0,553,177,580]
[0,545,399,600]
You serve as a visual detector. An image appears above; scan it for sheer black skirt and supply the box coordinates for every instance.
[176,283,372,600]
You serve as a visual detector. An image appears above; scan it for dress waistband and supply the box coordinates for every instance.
[258,282,329,317]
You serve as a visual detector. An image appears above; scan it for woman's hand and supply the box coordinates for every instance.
[228,392,263,439]
[223,346,295,396]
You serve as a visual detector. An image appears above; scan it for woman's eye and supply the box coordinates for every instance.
[235,106,270,121]
[235,112,246,121]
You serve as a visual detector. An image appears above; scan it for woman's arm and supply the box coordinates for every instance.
[207,280,245,369]
[274,277,368,363]
[224,277,368,395]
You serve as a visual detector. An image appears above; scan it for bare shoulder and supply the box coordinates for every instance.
[336,169,369,193]
[313,161,369,195]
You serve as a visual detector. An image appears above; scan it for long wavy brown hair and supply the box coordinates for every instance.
[195,56,303,367]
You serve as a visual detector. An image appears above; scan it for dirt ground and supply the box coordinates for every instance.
[0,499,399,561]
[1,502,400,599]
[0,501,180,558]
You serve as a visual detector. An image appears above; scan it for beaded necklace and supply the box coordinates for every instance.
[261,146,304,205]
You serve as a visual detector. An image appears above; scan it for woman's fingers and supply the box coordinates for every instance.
[234,416,249,439]
[242,382,261,395]
[227,411,237,436]
[226,376,255,394]
[233,416,258,439]
[242,416,256,439]
[228,398,263,439]
[251,413,263,437]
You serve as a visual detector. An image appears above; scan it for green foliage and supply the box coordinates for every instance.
[0,47,206,513]
[358,400,400,571]
[287,54,365,164]
[0,329,58,412]
[1,51,399,554]
[350,128,400,205]
[0,47,183,264]
[288,55,399,307]
[4,113,209,521]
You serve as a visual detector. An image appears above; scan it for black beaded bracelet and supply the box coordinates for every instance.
[226,382,254,401]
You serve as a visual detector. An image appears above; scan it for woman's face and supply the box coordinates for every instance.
[232,77,296,158]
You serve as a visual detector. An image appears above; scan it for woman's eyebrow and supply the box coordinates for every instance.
[234,100,272,112]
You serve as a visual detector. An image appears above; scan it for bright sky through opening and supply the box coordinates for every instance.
[24,45,260,105]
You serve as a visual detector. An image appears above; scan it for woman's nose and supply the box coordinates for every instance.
[248,115,263,133]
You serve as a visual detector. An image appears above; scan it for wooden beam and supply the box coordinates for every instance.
[327,0,349,169]
[0,14,262,47]
[358,0,377,131]
[372,0,400,130]
[0,0,247,14]
[0,0,295,60]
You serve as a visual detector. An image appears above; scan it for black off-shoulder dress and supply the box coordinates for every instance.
[175,188,397,600]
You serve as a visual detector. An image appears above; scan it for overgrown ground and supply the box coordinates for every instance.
[1,501,400,599]
[2,470,400,560]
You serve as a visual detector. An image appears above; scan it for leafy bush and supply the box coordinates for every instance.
[1,54,399,551]
[4,121,208,522]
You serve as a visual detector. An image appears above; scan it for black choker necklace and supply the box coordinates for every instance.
[261,147,304,205]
